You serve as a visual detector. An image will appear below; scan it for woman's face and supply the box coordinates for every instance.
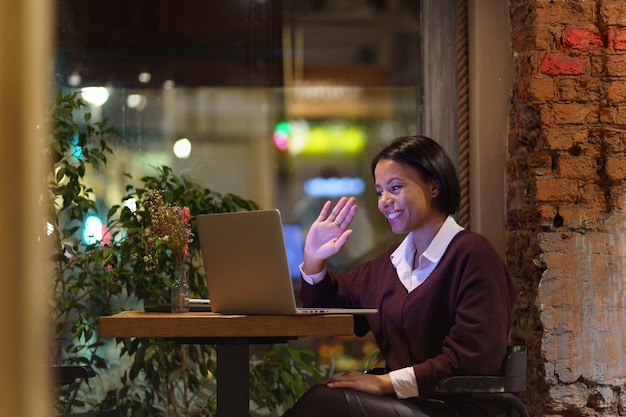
[374,158,441,235]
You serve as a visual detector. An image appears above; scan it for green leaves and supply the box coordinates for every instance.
[249,344,328,416]
[48,89,324,417]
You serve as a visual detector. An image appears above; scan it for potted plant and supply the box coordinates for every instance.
[46,89,326,416]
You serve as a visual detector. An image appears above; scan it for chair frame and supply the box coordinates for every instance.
[435,345,529,417]
[51,365,121,417]
[365,345,530,417]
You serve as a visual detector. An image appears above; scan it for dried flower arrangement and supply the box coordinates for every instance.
[143,189,194,269]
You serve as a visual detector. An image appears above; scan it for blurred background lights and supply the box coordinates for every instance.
[173,138,192,159]
[81,86,109,106]
[126,93,147,110]
[272,120,365,155]
[138,72,151,83]
[68,71,82,87]
[304,177,366,198]
[71,133,84,160]
[272,121,291,151]
[83,215,103,244]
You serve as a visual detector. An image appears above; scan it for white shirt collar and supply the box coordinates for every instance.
[391,216,464,266]
[390,216,464,291]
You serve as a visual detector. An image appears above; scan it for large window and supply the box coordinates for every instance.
[56,0,424,270]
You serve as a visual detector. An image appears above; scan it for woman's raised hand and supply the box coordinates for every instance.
[302,197,357,275]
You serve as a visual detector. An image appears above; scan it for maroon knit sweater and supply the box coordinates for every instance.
[299,230,518,398]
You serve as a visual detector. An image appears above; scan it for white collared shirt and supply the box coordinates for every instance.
[388,215,464,398]
[300,215,464,399]
[390,215,465,292]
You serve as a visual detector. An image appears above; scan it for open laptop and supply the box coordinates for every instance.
[195,209,378,315]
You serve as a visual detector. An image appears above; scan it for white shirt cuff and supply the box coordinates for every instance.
[299,263,326,285]
[389,367,419,399]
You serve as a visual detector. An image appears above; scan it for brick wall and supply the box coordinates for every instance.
[508,0,626,416]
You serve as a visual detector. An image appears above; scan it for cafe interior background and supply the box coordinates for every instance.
[53,0,462,401]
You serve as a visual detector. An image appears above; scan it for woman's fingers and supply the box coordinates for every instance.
[326,197,356,227]
[316,200,332,222]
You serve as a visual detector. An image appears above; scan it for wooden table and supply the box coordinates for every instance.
[99,311,355,417]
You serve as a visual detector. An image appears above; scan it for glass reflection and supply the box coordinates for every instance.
[53,0,425,405]
[55,0,421,270]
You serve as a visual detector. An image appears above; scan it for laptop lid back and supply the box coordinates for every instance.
[196,210,299,314]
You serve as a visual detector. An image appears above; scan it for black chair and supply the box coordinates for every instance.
[52,365,121,417]
[365,345,529,417]
[435,345,530,417]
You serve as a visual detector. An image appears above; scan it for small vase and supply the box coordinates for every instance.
[171,263,190,313]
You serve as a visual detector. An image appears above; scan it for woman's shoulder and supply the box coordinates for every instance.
[448,230,501,256]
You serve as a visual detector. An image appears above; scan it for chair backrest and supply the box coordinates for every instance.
[435,344,530,417]
[51,365,122,417]
[500,344,527,393]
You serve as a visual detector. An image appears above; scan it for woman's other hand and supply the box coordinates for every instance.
[302,196,357,274]
[326,370,394,396]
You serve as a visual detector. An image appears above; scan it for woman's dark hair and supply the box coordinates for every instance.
[370,135,461,215]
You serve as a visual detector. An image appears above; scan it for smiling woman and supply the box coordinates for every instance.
[50,1,471,415]
[286,136,517,417]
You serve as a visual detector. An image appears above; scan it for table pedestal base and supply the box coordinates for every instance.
[216,342,249,417]
[173,337,295,417]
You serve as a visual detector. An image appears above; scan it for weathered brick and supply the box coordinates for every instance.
[515,103,543,130]
[608,182,626,211]
[579,183,605,207]
[606,54,626,77]
[542,126,589,150]
[607,80,626,103]
[587,386,617,411]
[590,55,605,76]
[617,105,626,124]
[515,52,538,77]
[603,106,626,125]
[509,1,626,416]
[512,29,537,53]
[534,177,579,203]
[609,27,626,51]
[540,105,552,125]
[600,1,626,26]
[536,26,558,51]
[562,28,605,50]
[528,153,553,175]
[605,154,626,180]
[544,382,590,411]
[527,77,555,101]
[540,54,587,76]
[557,155,597,180]
[537,204,559,228]
[535,2,596,26]
[513,80,531,102]
[510,2,535,52]
[558,76,602,102]
[603,130,626,153]
[507,145,532,179]
[556,204,606,230]
[552,102,595,124]
[600,107,618,124]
